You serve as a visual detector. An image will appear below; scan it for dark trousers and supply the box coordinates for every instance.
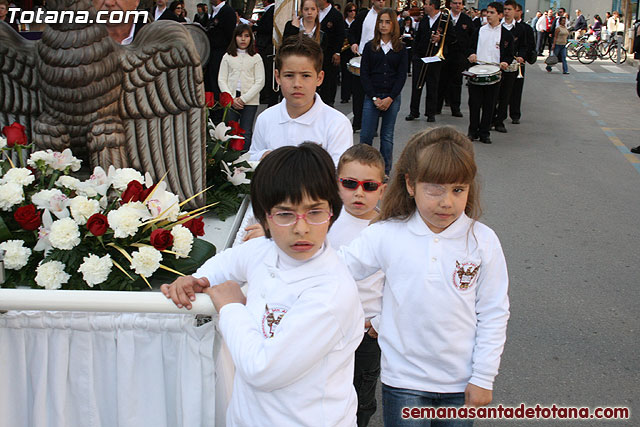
[227,104,258,150]
[352,74,364,130]
[354,333,381,427]
[547,31,554,53]
[409,60,441,117]
[437,56,464,113]
[340,49,356,101]
[509,64,525,121]
[259,50,279,107]
[319,61,339,106]
[493,70,517,127]
[468,81,500,138]
[536,31,547,54]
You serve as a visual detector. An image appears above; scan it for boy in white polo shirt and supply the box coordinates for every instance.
[248,34,353,165]
[161,143,363,427]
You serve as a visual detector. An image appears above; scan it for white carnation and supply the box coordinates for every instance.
[0,240,32,270]
[75,181,98,198]
[0,136,7,149]
[130,246,162,277]
[0,182,24,211]
[1,168,35,186]
[110,168,144,191]
[48,217,81,250]
[78,254,112,287]
[171,225,194,259]
[55,175,82,191]
[69,196,100,225]
[107,202,149,238]
[27,150,56,171]
[35,260,70,290]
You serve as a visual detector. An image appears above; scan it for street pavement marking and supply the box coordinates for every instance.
[600,65,633,74]
[571,89,579,94]
[624,154,640,163]
[538,64,548,71]
[569,64,594,73]
[597,120,607,126]
[609,136,624,146]
[582,102,589,107]
[588,110,599,116]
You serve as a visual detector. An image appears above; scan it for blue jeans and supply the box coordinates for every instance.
[382,384,472,427]
[226,105,258,150]
[360,94,401,175]
[546,45,568,74]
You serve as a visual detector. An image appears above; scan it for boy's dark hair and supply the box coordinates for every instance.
[487,2,504,14]
[276,33,323,73]
[227,24,257,56]
[504,0,517,9]
[337,145,385,182]
[251,143,342,238]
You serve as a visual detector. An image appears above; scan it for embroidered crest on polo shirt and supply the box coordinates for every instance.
[262,304,288,338]
[453,261,480,290]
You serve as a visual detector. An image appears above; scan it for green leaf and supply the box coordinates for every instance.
[0,216,12,242]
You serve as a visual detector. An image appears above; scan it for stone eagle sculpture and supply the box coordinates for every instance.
[0,1,208,208]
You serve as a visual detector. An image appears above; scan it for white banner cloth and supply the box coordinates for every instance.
[0,311,234,427]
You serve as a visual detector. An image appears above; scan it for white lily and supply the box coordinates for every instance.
[221,161,250,186]
[34,210,54,253]
[213,122,231,142]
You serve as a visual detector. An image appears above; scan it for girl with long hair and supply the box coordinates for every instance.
[283,0,323,44]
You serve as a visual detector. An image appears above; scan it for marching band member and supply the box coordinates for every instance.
[509,2,535,125]
[466,1,514,144]
[405,0,453,123]
[436,0,474,118]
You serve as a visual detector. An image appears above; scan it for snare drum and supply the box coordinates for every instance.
[467,64,501,85]
[347,56,361,76]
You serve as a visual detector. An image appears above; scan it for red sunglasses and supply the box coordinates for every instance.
[339,178,382,192]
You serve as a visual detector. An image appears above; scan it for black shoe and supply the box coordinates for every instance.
[352,126,360,133]
[426,116,436,122]
[631,146,640,154]
[511,119,520,124]
[494,124,507,133]
[340,99,349,104]
[467,133,478,141]
[452,110,463,117]
[480,136,492,144]
[405,114,418,121]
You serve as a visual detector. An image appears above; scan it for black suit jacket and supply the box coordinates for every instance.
[255,4,274,53]
[472,17,481,30]
[321,6,346,59]
[448,12,474,60]
[348,9,369,46]
[207,4,236,51]
[194,13,209,27]
[504,22,527,59]
[413,12,455,59]
[468,26,515,66]
[518,21,536,63]
[574,14,587,31]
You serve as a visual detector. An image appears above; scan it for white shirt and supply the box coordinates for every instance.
[120,22,137,45]
[501,18,515,31]
[339,212,509,392]
[380,39,392,54]
[319,3,332,23]
[359,8,378,54]
[536,15,548,32]
[249,94,353,165]
[211,1,226,18]
[477,22,502,64]
[154,6,166,21]
[428,11,441,28]
[451,11,460,26]
[195,237,363,427]
[328,208,384,332]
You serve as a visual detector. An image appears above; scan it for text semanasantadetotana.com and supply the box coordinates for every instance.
[402,404,630,420]
[7,8,149,25]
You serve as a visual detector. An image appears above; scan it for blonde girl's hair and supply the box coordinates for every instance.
[298,0,322,44]
[377,126,481,222]
[371,8,404,52]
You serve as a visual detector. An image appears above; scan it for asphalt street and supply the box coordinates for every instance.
[331,56,639,426]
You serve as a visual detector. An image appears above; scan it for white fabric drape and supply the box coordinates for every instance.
[0,311,234,427]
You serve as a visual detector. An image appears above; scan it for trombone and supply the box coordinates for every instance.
[417,2,451,90]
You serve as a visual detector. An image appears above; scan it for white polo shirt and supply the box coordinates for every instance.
[477,22,502,65]
[359,8,378,54]
[339,212,510,392]
[249,94,353,165]
[195,237,363,426]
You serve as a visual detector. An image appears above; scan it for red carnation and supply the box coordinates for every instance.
[205,92,215,108]
[121,180,144,204]
[14,204,42,231]
[228,120,246,136]
[219,92,234,107]
[183,216,205,237]
[150,228,174,251]
[87,213,109,236]
[229,138,245,151]
[2,122,28,147]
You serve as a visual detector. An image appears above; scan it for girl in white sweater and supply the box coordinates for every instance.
[218,24,265,149]
[339,127,510,426]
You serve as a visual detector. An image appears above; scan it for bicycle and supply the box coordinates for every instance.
[576,38,627,64]
[566,35,589,59]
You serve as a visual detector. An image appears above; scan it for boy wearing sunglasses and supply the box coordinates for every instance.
[162,143,363,426]
[327,144,386,426]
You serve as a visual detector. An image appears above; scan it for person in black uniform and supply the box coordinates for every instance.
[508,2,535,125]
[466,1,514,144]
[340,2,357,103]
[491,0,524,134]
[348,0,386,132]
[254,0,278,106]
[436,0,473,117]
[317,0,345,107]
[405,0,453,123]
[204,0,236,94]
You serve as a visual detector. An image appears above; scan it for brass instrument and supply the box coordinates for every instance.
[517,62,524,79]
[416,2,451,90]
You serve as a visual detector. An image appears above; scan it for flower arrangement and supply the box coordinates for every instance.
[0,123,216,291]
[205,91,257,220]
